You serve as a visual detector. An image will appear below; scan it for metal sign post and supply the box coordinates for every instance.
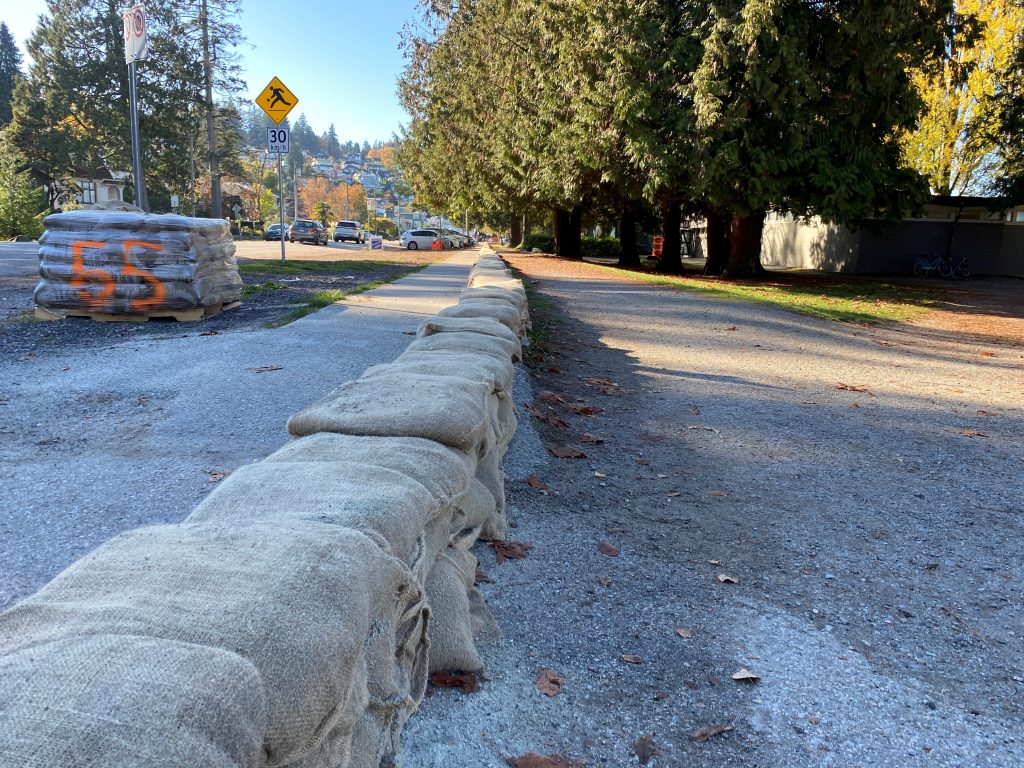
[267,127,290,263]
[122,4,149,211]
[256,79,298,262]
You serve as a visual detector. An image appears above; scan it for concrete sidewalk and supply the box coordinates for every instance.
[0,248,480,609]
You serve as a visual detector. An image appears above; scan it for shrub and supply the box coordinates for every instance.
[581,237,620,260]
[523,232,555,252]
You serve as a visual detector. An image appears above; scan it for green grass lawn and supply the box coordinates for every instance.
[237,259,412,276]
[602,266,943,324]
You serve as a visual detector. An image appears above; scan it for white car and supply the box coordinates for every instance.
[400,229,442,250]
[333,220,364,244]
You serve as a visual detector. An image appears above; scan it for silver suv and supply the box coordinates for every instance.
[333,220,365,244]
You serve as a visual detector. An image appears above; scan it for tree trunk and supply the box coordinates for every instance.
[509,214,523,247]
[554,206,583,259]
[703,210,729,275]
[657,198,683,273]
[618,205,640,268]
[723,211,767,278]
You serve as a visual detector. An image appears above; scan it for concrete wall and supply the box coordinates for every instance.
[761,220,859,272]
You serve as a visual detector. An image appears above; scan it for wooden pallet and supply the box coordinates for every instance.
[35,300,241,323]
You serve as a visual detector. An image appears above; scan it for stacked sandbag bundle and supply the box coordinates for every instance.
[34,207,242,316]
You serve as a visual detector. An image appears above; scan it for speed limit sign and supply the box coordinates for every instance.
[267,126,290,154]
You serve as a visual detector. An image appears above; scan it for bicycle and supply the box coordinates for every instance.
[940,254,971,279]
[913,253,944,277]
[913,252,971,279]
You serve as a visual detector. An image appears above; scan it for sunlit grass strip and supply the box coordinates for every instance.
[598,266,943,324]
[264,269,424,328]
[238,259,418,276]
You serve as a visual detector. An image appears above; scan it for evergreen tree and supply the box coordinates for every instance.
[322,123,342,158]
[0,22,22,128]
[0,130,47,239]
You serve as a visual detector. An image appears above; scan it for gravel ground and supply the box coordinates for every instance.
[400,254,1024,767]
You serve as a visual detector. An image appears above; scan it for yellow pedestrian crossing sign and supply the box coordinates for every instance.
[256,77,298,124]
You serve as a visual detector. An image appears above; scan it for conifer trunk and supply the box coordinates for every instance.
[703,210,729,275]
[554,206,583,259]
[618,205,639,267]
[509,214,522,247]
[724,211,767,278]
[658,198,683,273]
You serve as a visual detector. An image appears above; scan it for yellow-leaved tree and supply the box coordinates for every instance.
[902,0,1024,195]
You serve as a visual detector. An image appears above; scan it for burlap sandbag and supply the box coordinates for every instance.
[467,274,526,292]
[460,286,528,320]
[450,479,497,547]
[424,547,484,673]
[287,373,494,454]
[417,315,521,348]
[476,448,508,541]
[264,433,474,504]
[0,522,426,768]
[185,462,444,582]
[438,300,524,339]
[387,349,514,393]
[404,331,521,365]
[0,634,267,768]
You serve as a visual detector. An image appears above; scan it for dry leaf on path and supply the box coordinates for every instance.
[732,668,761,683]
[634,457,650,466]
[687,425,720,434]
[707,559,722,566]
[622,654,644,664]
[580,433,604,444]
[474,566,494,584]
[634,734,660,765]
[593,471,607,479]
[490,540,534,564]
[836,382,874,396]
[428,671,480,694]
[597,541,620,557]
[675,627,694,638]
[980,351,998,357]
[548,414,569,428]
[571,405,598,416]
[206,470,229,483]
[689,724,734,742]
[536,669,564,697]
[708,490,729,497]
[507,754,584,768]
[525,404,546,421]
[640,432,663,442]
[250,365,284,373]
[539,390,567,404]
[944,428,989,438]
[526,475,550,491]
[717,574,738,584]
[551,446,588,459]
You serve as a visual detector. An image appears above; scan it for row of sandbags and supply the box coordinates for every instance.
[0,247,528,768]
[34,208,243,314]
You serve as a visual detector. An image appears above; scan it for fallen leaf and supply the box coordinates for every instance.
[667,491,682,497]
[687,425,720,434]
[634,734,660,765]
[525,404,546,421]
[688,407,702,415]
[874,340,900,347]
[526,475,550,491]
[580,433,604,444]
[507,754,584,768]
[571,405,598,416]
[708,490,729,497]
[199,330,219,336]
[490,540,533,564]
[250,364,284,373]
[538,390,566,404]
[836,382,868,392]
[429,671,479,693]
[593,471,607,479]
[944,428,989,438]
[550,446,588,459]
[587,377,619,387]
[474,566,494,584]
[622,654,644,664]
[717,574,738,584]
[707,559,722,566]
[980,351,997,357]
[675,627,693,638]
[732,668,761,683]
[634,457,650,466]
[640,432,663,442]
[548,414,569,429]
[689,724,734,742]
[206,470,229,483]
[536,669,564,697]
[924,562,940,571]
[598,541,620,557]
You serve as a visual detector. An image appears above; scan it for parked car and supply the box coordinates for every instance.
[400,229,442,250]
[333,220,364,244]
[288,219,327,245]
[442,229,472,248]
[263,222,285,241]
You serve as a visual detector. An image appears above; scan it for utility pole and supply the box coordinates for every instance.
[201,0,221,218]
[293,160,299,219]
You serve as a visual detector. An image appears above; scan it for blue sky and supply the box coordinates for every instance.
[3,0,419,143]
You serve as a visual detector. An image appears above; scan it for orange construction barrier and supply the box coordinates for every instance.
[431,237,444,251]
[652,235,664,257]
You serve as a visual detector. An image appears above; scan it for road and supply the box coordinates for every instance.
[0,242,39,278]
